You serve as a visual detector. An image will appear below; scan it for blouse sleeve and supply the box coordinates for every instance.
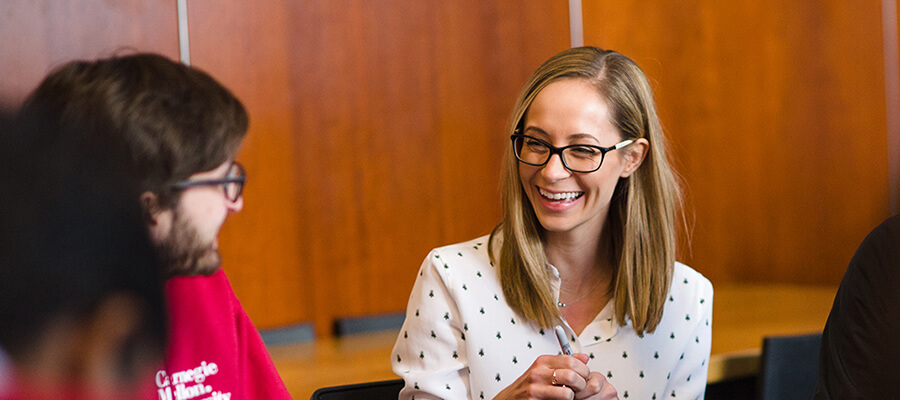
[665,276,713,400]
[392,250,471,400]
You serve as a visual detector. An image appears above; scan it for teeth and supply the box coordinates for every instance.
[539,188,582,201]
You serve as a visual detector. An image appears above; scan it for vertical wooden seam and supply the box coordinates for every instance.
[569,0,584,48]
[177,0,191,65]
[883,0,899,213]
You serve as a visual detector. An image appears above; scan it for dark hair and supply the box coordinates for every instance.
[0,108,167,375]
[18,53,249,208]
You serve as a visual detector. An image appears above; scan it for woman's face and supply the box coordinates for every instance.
[518,79,639,240]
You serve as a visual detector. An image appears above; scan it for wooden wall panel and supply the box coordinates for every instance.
[183,0,570,332]
[8,0,888,334]
[0,0,177,107]
[286,0,571,335]
[0,0,571,333]
[582,1,891,285]
[186,0,311,329]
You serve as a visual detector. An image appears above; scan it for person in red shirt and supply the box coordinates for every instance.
[18,53,293,400]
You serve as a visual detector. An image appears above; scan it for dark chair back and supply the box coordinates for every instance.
[706,375,756,400]
[757,333,822,400]
[310,379,404,400]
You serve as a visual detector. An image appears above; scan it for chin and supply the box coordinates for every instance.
[196,252,222,275]
[533,213,575,232]
[165,251,221,277]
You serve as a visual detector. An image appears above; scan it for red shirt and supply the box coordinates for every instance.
[149,269,292,400]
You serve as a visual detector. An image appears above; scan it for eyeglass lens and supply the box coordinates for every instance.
[225,163,245,201]
[513,136,605,173]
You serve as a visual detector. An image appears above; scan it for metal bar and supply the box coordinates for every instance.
[883,0,899,213]
[177,0,191,65]
[569,0,584,48]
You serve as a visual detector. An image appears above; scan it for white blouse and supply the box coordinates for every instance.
[392,236,713,400]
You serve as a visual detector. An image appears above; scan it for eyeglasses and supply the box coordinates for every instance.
[511,133,633,173]
[171,162,246,202]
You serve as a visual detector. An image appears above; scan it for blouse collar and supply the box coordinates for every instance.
[546,264,620,350]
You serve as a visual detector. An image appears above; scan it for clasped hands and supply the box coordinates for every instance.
[493,353,618,400]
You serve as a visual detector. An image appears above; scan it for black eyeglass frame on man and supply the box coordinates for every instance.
[510,131,634,174]
[171,161,246,202]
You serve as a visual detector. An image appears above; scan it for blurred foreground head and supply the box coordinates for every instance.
[0,107,166,399]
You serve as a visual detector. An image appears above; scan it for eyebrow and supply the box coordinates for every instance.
[522,126,601,144]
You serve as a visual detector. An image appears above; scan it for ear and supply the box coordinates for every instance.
[620,138,650,178]
[139,191,162,225]
[141,192,173,242]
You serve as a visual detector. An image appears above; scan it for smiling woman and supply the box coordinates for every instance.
[515,79,648,247]
[391,47,712,400]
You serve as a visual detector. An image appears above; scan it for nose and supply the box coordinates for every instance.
[227,195,244,213]
[540,153,571,181]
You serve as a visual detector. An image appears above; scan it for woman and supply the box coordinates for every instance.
[392,47,712,400]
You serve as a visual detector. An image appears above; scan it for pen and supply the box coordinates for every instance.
[555,325,574,356]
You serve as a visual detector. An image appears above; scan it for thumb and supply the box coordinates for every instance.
[574,353,590,364]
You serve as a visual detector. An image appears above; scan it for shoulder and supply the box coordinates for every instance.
[418,235,499,295]
[839,215,900,293]
[426,235,493,271]
[668,262,713,309]
[431,235,492,255]
[874,214,900,236]
[837,215,900,310]
[854,215,900,265]
[672,263,712,292]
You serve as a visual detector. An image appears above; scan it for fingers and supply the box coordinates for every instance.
[538,354,592,381]
[574,353,590,364]
[575,372,603,399]
[574,372,618,400]
[598,377,618,400]
[528,354,600,399]
[497,360,579,400]
[549,367,587,392]
[538,385,578,400]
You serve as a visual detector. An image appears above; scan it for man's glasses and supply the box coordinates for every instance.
[511,133,633,173]
[172,162,246,202]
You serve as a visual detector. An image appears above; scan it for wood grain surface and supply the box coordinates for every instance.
[583,1,892,285]
[0,1,893,335]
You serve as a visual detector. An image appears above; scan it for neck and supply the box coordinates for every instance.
[543,225,615,300]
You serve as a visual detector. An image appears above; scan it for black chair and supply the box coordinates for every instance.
[310,379,404,400]
[757,333,822,400]
[706,375,756,400]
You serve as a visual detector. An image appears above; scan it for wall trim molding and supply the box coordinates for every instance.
[177,0,191,65]
[883,0,899,213]
[333,312,405,336]
[260,322,315,346]
[569,0,584,48]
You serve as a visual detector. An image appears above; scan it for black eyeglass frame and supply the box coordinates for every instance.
[171,162,246,202]
[510,132,634,173]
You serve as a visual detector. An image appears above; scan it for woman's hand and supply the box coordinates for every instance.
[570,354,617,400]
[492,354,617,400]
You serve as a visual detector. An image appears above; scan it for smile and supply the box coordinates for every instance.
[538,187,584,202]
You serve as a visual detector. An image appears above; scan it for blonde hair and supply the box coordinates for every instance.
[488,47,680,335]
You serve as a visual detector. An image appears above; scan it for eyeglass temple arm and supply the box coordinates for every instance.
[614,139,634,150]
[172,177,246,189]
